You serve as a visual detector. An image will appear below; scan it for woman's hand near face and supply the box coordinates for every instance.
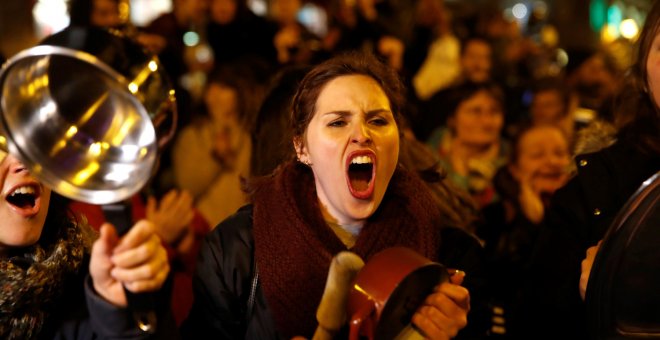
[89,220,170,306]
[517,170,545,224]
[580,241,602,301]
[412,271,470,340]
[146,189,195,254]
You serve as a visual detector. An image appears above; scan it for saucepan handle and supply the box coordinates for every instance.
[349,303,376,340]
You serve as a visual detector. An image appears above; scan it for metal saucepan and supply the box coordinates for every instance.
[0,26,176,204]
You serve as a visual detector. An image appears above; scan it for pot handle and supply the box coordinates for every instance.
[349,303,375,340]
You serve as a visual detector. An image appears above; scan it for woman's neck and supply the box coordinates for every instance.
[316,196,363,248]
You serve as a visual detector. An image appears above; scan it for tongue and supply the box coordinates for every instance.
[349,166,372,192]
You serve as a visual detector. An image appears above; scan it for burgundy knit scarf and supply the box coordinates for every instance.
[252,161,445,338]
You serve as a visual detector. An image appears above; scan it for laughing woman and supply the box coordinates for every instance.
[0,150,174,339]
[181,52,485,339]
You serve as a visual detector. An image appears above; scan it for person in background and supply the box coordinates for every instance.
[413,35,495,142]
[207,0,277,72]
[269,0,322,65]
[476,124,571,338]
[322,0,404,71]
[426,81,509,209]
[406,0,460,102]
[172,65,254,228]
[251,65,312,178]
[68,0,122,29]
[0,150,173,339]
[181,52,484,339]
[457,35,494,85]
[565,48,620,125]
[68,188,209,326]
[528,77,572,126]
[507,76,577,143]
[521,1,660,338]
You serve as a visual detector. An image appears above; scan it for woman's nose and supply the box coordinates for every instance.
[4,154,27,173]
[351,122,372,144]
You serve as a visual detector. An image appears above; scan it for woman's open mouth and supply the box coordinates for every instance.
[5,184,41,217]
[537,170,567,182]
[346,151,376,199]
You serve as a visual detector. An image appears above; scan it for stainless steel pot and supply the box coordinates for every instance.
[0,26,176,204]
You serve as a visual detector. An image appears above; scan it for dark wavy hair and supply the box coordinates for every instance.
[613,0,660,154]
[68,0,120,27]
[291,51,406,141]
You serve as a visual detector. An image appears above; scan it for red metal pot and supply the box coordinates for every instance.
[347,247,449,340]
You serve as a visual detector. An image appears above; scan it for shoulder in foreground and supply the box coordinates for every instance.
[440,226,483,250]
[208,204,254,240]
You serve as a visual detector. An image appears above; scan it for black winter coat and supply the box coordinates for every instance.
[181,205,489,339]
[15,254,176,340]
[519,139,660,339]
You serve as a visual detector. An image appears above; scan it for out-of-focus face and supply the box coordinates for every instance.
[449,90,504,148]
[0,151,51,256]
[271,0,301,24]
[461,40,492,83]
[646,31,660,108]
[182,0,210,24]
[205,82,238,124]
[91,0,121,28]
[530,89,565,125]
[577,55,611,86]
[295,75,400,227]
[510,126,571,194]
[210,0,237,24]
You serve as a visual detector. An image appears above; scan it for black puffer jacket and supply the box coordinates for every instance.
[49,263,177,340]
[520,139,660,339]
[181,205,489,339]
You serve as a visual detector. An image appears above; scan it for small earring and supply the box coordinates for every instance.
[298,157,311,166]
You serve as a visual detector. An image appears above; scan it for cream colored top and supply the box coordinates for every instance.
[172,120,251,227]
[327,221,361,248]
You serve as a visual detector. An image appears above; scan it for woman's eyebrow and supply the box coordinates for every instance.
[365,109,393,117]
[321,108,392,118]
[322,110,352,118]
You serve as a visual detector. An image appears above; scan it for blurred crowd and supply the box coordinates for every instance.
[5,0,642,338]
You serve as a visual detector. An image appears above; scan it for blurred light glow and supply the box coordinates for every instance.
[533,1,548,18]
[195,44,214,63]
[298,3,328,37]
[620,19,639,40]
[148,60,158,72]
[512,3,528,19]
[607,4,623,27]
[89,142,103,157]
[130,0,171,26]
[73,161,100,185]
[128,82,139,94]
[33,0,69,38]
[601,24,619,43]
[183,31,200,47]
[248,0,267,16]
[556,48,569,67]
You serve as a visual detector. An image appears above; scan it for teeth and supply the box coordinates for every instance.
[350,155,373,164]
[10,186,35,196]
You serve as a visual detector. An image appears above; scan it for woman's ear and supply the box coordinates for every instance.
[293,136,311,165]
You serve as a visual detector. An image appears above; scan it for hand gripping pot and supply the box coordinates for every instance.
[347,247,449,340]
[0,26,176,204]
